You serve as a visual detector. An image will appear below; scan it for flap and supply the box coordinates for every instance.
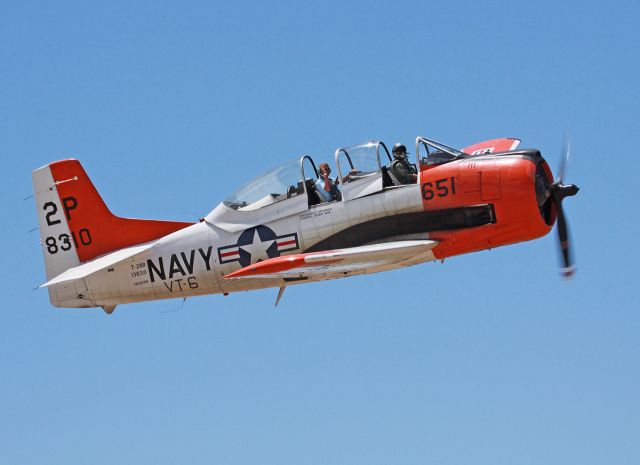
[224,240,438,279]
[462,138,520,155]
[41,242,155,287]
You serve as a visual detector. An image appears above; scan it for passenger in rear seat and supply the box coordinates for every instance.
[315,162,359,202]
[315,163,341,202]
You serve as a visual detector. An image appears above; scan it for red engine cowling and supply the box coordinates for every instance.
[419,151,554,259]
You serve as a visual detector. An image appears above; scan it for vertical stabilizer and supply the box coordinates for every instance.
[33,163,82,280]
[33,159,194,308]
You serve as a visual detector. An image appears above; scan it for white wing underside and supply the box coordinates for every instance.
[224,240,439,281]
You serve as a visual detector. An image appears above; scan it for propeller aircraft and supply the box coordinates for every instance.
[32,136,579,313]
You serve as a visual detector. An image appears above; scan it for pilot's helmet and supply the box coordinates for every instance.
[392,143,408,159]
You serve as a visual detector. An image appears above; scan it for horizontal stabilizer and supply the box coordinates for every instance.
[224,240,438,280]
[41,242,154,288]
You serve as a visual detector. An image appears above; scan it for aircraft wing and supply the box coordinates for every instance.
[41,242,154,287]
[462,138,520,155]
[224,240,439,280]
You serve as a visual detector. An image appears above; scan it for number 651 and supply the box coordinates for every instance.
[422,177,456,201]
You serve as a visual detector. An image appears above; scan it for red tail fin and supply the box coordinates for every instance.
[48,159,194,262]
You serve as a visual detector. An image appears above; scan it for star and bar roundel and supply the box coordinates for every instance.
[217,225,299,268]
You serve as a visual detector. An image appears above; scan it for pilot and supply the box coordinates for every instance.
[390,143,418,184]
[315,162,341,202]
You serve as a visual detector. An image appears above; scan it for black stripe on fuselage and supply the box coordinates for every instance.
[304,204,496,252]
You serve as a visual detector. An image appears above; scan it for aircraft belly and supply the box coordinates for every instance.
[48,278,93,308]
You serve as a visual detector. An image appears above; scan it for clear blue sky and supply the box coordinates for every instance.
[2,1,639,464]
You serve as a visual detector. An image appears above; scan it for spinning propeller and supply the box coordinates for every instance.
[547,138,580,277]
[535,138,580,277]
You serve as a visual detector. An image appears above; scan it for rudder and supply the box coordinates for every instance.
[33,162,82,280]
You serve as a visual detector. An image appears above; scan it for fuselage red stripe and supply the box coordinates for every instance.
[277,240,297,247]
[220,250,239,257]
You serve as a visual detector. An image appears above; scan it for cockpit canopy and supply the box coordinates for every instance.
[335,141,391,182]
[416,137,464,167]
[221,136,464,212]
[224,159,304,211]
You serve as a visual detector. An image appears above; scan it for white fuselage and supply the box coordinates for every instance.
[50,184,427,308]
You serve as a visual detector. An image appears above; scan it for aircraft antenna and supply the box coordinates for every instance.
[275,286,286,307]
[160,297,188,314]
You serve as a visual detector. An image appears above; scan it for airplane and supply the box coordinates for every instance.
[32,136,579,314]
